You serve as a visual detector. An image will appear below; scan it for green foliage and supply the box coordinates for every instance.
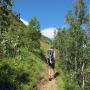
[66,0,87,25]
[55,61,65,90]
[0,0,13,9]
[27,17,41,51]
[54,0,90,90]
[0,0,13,32]
[0,1,44,89]
[0,47,44,90]
[64,73,82,90]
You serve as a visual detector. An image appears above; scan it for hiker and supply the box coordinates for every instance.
[47,46,55,80]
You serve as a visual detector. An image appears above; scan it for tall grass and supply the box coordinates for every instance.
[0,47,44,90]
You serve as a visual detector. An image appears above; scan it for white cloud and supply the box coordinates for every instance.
[20,18,57,39]
[20,18,29,26]
[41,28,57,39]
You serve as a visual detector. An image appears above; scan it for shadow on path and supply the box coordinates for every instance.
[54,72,60,79]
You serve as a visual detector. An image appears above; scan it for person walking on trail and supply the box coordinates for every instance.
[47,46,55,81]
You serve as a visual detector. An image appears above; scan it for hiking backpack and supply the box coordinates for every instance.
[47,49,54,61]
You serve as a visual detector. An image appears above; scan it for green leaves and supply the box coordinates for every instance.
[0,0,13,10]
[27,17,41,51]
[66,0,87,26]
[54,0,90,89]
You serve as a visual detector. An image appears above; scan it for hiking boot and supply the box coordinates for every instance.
[49,78,52,81]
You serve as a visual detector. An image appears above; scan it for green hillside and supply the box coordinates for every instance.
[0,8,51,89]
[40,36,52,54]
[0,0,90,90]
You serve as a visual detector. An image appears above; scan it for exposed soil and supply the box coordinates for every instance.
[37,64,57,90]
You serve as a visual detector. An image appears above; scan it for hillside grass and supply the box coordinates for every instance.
[40,36,51,49]
[40,36,52,57]
[0,11,51,90]
[0,11,53,89]
[55,61,65,90]
[0,47,45,90]
[0,34,53,90]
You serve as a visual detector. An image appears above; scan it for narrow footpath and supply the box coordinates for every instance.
[37,64,57,90]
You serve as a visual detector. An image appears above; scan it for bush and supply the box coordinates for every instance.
[0,47,44,90]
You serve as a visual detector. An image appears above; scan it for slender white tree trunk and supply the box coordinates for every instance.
[82,63,85,90]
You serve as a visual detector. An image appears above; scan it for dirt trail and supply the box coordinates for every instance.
[37,64,57,90]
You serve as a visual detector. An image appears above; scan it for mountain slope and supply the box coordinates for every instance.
[0,12,52,90]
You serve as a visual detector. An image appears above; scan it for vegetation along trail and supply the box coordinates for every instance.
[37,37,59,90]
[0,0,90,90]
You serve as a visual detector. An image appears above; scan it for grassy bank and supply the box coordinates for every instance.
[0,47,44,90]
[55,61,65,90]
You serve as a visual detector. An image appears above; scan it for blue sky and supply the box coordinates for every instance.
[13,0,90,39]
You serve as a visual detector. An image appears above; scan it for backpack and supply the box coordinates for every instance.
[47,49,54,62]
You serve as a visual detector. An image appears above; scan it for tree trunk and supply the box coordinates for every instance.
[82,63,85,90]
